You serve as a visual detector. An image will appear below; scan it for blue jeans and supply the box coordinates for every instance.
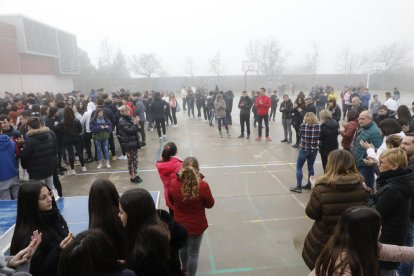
[296,148,317,189]
[398,220,414,276]
[217,117,228,131]
[95,139,109,161]
[180,234,203,276]
[359,165,375,189]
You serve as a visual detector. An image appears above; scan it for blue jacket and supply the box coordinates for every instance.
[134,99,146,122]
[352,121,382,167]
[360,92,371,107]
[0,134,18,181]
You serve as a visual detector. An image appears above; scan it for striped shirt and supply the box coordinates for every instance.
[300,123,320,152]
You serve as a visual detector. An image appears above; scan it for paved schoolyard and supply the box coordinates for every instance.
[61,91,413,275]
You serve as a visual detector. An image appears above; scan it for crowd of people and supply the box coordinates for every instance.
[1,84,414,276]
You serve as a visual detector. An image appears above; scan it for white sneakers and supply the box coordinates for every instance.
[118,155,128,160]
[97,162,102,169]
[106,160,111,169]
[67,169,76,175]
[81,166,87,172]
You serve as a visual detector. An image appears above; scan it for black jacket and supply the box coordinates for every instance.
[279,100,293,119]
[319,118,339,155]
[304,103,317,114]
[150,98,169,120]
[12,207,69,276]
[329,105,342,122]
[270,95,279,108]
[45,117,64,139]
[118,116,140,150]
[62,118,82,143]
[238,96,252,115]
[367,169,414,270]
[292,106,306,128]
[376,110,396,125]
[21,127,57,179]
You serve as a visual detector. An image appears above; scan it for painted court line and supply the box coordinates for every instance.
[243,216,307,223]
[71,161,319,176]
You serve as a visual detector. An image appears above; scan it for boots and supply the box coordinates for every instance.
[219,130,223,138]
[226,129,230,137]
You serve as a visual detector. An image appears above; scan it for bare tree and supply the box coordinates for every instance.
[209,52,224,76]
[129,53,162,78]
[336,46,367,74]
[77,48,96,77]
[183,57,195,77]
[302,42,320,74]
[245,40,261,62]
[97,38,114,77]
[373,41,412,71]
[112,50,130,78]
[260,38,286,76]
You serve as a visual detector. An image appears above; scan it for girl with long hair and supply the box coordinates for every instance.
[292,95,306,148]
[58,229,136,276]
[311,207,414,276]
[156,142,182,216]
[339,110,358,151]
[11,181,73,276]
[169,157,215,276]
[88,179,125,259]
[169,93,178,127]
[62,106,86,174]
[119,188,187,276]
[291,112,320,193]
[302,150,369,270]
[318,109,339,171]
[118,105,142,183]
[150,92,169,142]
[89,108,112,169]
[214,93,230,138]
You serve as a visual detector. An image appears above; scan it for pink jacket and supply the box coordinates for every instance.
[156,156,182,209]
[309,243,414,276]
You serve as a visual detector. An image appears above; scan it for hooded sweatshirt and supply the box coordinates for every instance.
[0,134,18,181]
[81,102,96,133]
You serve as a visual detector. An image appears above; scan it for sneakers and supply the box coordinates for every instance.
[255,137,262,141]
[280,139,288,142]
[238,135,244,138]
[106,161,111,169]
[292,144,299,148]
[287,140,292,144]
[118,155,128,160]
[67,169,76,175]
[162,135,167,141]
[303,184,312,190]
[141,142,147,148]
[246,135,250,139]
[265,136,272,142]
[97,162,102,169]
[81,166,87,172]
[111,155,118,161]
[130,176,143,184]
[290,187,302,193]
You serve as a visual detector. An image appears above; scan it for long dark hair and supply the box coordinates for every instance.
[48,106,58,118]
[161,142,177,161]
[92,108,104,121]
[57,229,121,276]
[397,105,411,127]
[315,207,381,276]
[295,95,306,109]
[63,106,75,130]
[10,181,63,255]
[119,188,170,263]
[88,179,125,258]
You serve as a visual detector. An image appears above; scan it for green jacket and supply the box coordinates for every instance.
[352,121,382,168]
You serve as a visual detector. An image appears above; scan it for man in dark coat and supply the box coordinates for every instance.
[21,117,57,191]
[237,91,252,139]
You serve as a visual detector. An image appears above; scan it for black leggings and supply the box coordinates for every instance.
[65,140,85,169]
[171,107,177,125]
[155,118,166,137]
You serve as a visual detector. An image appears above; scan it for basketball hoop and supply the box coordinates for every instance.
[242,61,259,91]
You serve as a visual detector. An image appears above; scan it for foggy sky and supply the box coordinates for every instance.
[1,0,413,76]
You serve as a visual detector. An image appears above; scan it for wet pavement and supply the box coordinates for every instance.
[61,102,319,276]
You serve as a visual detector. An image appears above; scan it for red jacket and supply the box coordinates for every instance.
[168,176,214,236]
[340,120,358,150]
[156,157,182,209]
[255,95,271,116]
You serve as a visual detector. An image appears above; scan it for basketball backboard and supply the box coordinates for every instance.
[372,62,386,72]
[242,61,259,72]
